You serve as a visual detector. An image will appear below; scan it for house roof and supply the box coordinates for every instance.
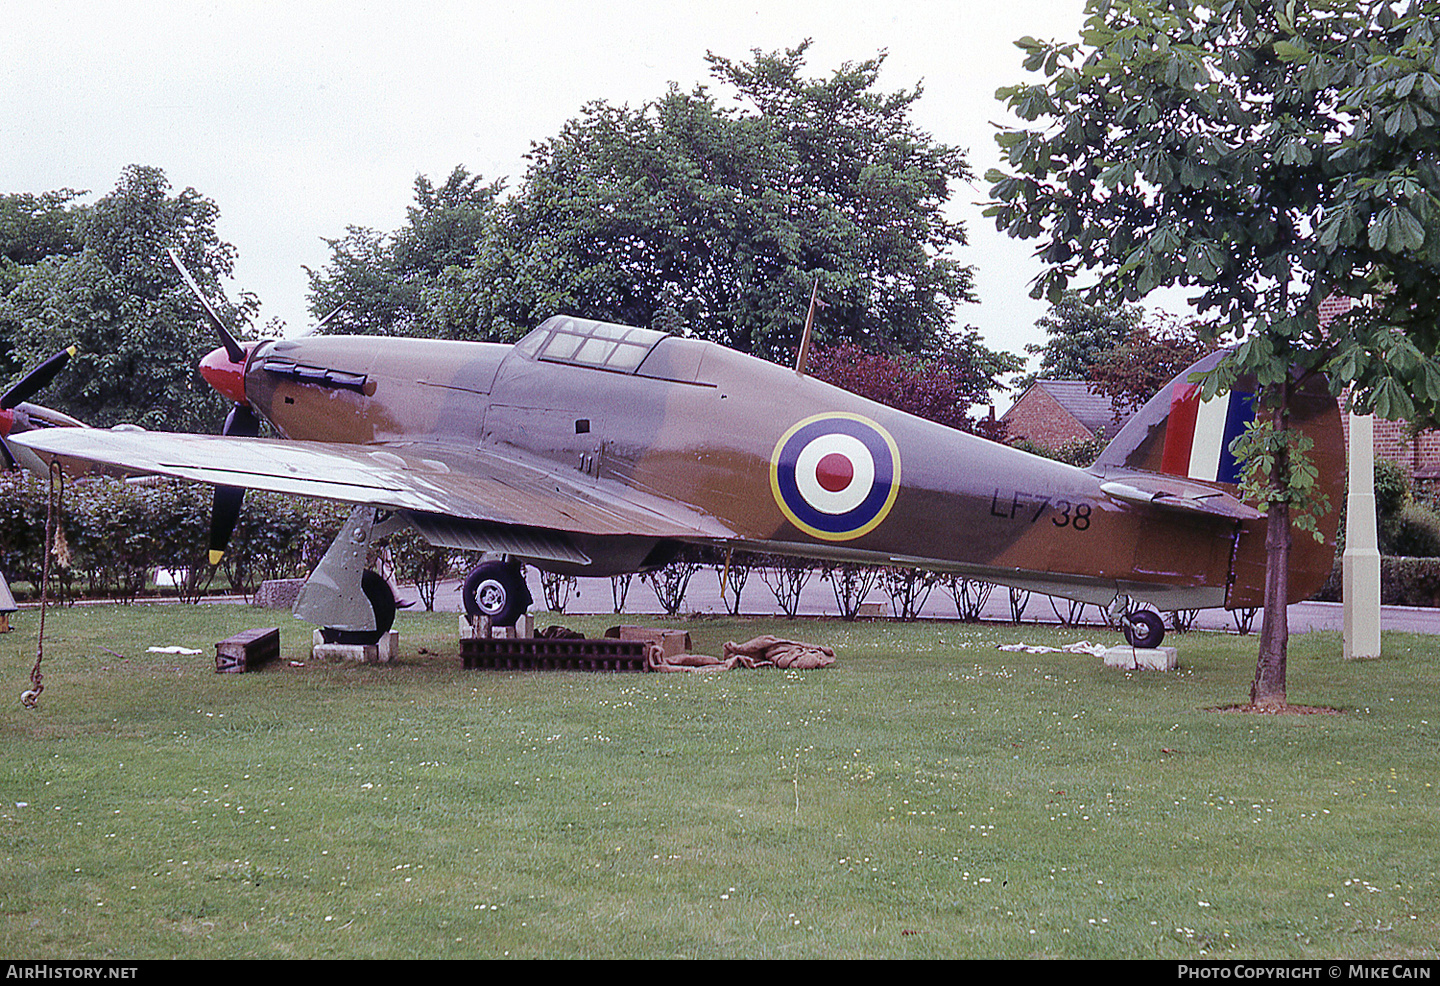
[1000,379,1136,447]
[1030,380,1135,438]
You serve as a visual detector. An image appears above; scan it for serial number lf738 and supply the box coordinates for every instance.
[989,489,1092,530]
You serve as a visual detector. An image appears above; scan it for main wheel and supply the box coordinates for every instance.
[1122,609,1165,649]
[323,570,397,645]
[463,560,532,626]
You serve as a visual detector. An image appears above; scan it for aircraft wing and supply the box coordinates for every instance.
[10,428,736,550]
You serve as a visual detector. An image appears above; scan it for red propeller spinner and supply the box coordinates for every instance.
[198,343,251,405]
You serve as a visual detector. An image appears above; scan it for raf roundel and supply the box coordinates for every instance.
[770,413,901,541]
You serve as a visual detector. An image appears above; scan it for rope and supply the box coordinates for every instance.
[21,460,62,709]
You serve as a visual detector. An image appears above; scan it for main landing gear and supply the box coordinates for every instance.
[462,559,532,627]
[330,569,397,645]
[294,505,401,644]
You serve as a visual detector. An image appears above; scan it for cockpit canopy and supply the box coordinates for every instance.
[515,316,668,373]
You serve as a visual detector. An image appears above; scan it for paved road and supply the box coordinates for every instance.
[418,569,1440,635]
[25,568,1436,635]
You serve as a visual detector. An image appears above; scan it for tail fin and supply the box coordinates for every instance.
[1093,349,1344,608]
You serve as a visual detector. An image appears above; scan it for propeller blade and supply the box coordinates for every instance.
[208,402,262,564]
[223,402,261,438]
[167,248,246,364]
[209,485,244,566]
[1,345,77,410]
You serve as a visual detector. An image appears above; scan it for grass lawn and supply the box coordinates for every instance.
[1,603,1436,959]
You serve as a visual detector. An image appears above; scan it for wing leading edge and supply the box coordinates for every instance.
[10,428,736,551]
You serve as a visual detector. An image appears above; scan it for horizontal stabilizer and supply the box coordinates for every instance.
[1099,476,1261,521]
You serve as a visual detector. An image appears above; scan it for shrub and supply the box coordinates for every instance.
[381,524,464,611]
[757,556,814,618]
[1382,557,1440,607]
[822,562,879,620]
[0,474,352,602]
[1008,435,1105,468]
[1374,458,1410,518]
[1388,502,1440,558]
[1313,555,1440,607]
[0,471,51,590]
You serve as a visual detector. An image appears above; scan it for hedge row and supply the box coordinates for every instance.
[1313,556,1440,608]
[0,472,350,602]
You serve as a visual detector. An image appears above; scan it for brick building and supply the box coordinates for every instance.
[1000,379,1136,447]
[1319,295,1440,488]
[1002,296,1440,480]
[1345,413,1440,487]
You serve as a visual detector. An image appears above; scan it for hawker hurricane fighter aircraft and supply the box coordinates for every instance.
[12,258,1343,648]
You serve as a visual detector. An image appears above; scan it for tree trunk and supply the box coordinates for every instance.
[1251,391,1291,709]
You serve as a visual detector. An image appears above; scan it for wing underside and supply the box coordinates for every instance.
[11,429,734,560]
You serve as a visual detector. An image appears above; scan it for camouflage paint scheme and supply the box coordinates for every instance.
[13,316,1342,613]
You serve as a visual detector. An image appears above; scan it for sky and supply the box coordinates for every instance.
[2,0,1182,399]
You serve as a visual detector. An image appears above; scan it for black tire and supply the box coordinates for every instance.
[323,570,397,645]
[463,560,532,626]
[1122,609,1165,649]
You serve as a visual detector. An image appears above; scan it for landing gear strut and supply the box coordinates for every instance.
[294,505,401,644]
[462,559,532,627]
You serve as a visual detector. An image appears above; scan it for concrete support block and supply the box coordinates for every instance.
[313,641,376,663]
[459,613,533,639]
[312,629,399,663]
[1104,645,1178,671]
[376,630,398,663]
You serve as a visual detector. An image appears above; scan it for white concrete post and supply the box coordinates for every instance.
[1343,413,1382,659]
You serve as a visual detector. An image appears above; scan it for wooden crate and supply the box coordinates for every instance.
[215,627,280,673]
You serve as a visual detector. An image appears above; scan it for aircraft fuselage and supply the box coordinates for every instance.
[241,323,1336,612]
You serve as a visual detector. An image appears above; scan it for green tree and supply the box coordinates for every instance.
[1,190,84,270]
[808,336,1019,440]
[440,42,975,361]
[988,0,1440,708]
[1086,317,1214,419]
[1015,289,1142,390]
[306,166,504,337]
[0,165,248,432]
[0,189,86,372]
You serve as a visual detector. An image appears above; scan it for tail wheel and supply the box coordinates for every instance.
[463,560,532,626]
[1122,609,1165,649]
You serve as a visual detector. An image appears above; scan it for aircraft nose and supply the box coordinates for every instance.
[199,344,248,404]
